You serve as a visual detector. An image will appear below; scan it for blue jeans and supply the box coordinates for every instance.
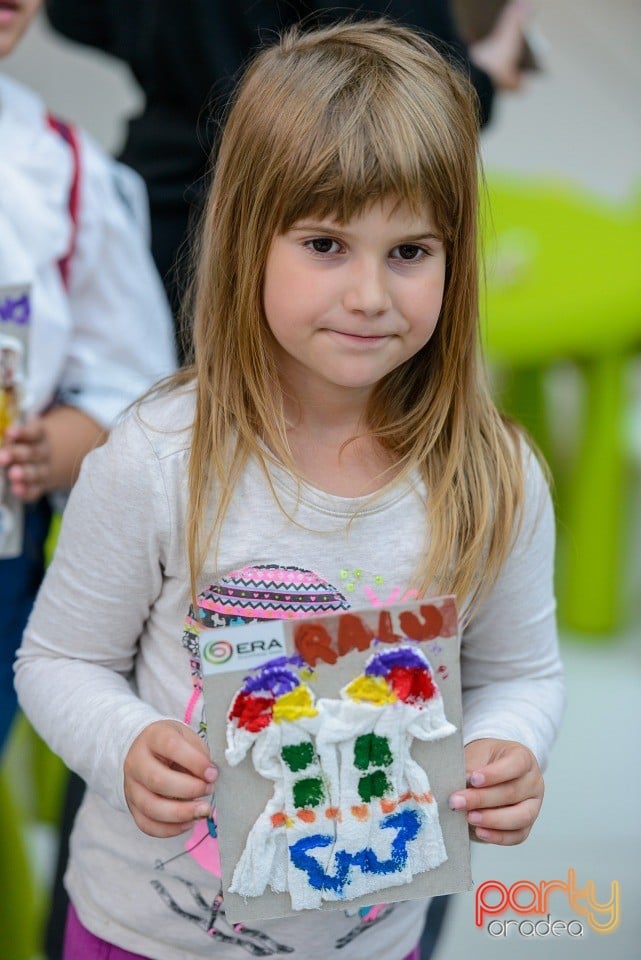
[0,497,51,752]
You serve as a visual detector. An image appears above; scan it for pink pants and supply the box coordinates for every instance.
[64,903,421,960]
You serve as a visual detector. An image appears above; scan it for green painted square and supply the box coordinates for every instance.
[293,777,325,808]
[281,741,315,772]
[358,770,392,802]
[354,733,393,771]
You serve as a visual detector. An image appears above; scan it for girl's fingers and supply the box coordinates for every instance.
[468,791,542,846]
[128,787,211,828]
[451,742,543,812]
[455,741,545,846]
[124,721,218,835]
[125,720,217,788]
[467,796,541,833]
[473,821,534,846]
[127,803,198,839]
[449,769,542,814]
[467,747,535,788]
[147,722,217,784]
[139,759,214,801]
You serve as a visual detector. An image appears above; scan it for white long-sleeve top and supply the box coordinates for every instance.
[0,74,176,426]
[15,388,565,960]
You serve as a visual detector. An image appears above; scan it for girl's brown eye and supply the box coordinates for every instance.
[310,238,336,254]
[397,244,422,260]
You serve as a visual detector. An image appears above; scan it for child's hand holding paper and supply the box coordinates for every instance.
[124,718,218,839]
[449,738,544,845]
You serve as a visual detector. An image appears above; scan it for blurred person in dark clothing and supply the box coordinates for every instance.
[46,1,527,347]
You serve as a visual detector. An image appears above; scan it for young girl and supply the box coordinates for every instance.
[0,0,176,751]
[15,19,565,960]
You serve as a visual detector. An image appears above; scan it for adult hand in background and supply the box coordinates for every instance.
[469,1,530,92]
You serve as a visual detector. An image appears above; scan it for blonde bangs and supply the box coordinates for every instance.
[238,29,476,242]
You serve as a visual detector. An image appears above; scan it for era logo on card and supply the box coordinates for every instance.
[202,636,285,665]
[236,638,285,657]
[202,640,234,665]
[475,869,620,937]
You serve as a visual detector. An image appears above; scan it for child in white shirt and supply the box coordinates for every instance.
[0,0,176,750]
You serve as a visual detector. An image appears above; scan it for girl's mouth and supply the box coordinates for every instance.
[0,2,20,23]
[326,329,390,346]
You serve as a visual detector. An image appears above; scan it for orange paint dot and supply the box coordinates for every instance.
[399,791,412,804]
[380,799,397,813]
[351,804,370,821]
[297,809,316,823]
[271,812,287,828]
[325,807,342,822]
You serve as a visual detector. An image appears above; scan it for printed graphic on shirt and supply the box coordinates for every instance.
[225,646,455,910]
[181,564,350,736]
[150,868,296,956]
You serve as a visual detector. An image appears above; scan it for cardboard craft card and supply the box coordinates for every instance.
[201,598,472,925]
[0,283,30,559]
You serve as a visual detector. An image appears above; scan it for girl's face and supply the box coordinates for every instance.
[263,199,446,414]
[0,0,41,59]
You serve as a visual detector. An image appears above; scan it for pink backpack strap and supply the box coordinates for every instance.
[46,113,81,288]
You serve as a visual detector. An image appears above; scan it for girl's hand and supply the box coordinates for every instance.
[0,418,52,502]
[448,738,544,845]
[124,720,218,838]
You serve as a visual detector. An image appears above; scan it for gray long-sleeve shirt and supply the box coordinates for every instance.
[15,386,564,960]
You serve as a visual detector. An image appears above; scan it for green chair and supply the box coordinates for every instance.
[1,513,67,959]
[482,175,641,635]
[0,767,38,960]
[1,716,67,960]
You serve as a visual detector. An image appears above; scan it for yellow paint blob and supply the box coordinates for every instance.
[273,685,318,723]
[345,675,396,705]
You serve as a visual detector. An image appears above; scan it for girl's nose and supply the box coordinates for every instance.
[342,260,391,316]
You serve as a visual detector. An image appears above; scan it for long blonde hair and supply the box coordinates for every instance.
[173,19,528,614]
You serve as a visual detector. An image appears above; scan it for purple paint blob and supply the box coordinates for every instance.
[242,656,304,697]
[365,646,428,677]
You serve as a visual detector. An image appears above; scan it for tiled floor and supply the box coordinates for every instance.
[4,6,641,959]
